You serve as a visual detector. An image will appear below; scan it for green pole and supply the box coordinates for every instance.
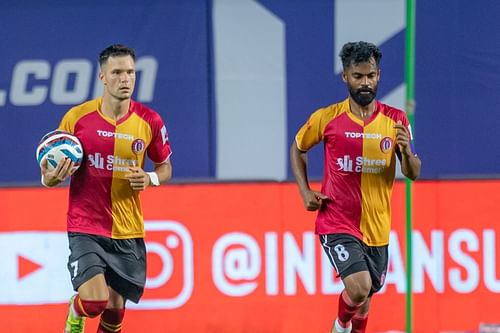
[405,0,416,332]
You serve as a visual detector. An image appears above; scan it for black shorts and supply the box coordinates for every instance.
[320,233,388,296]
[67,232,147,303]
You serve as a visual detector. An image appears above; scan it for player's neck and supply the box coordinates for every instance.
[349,98,376,121]
[101,97,131,121]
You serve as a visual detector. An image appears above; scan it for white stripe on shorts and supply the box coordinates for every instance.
[321,234,340,273]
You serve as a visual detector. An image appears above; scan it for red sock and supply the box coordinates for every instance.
[72,295,85,317]
[337,291,362,328]
[73,295,108,318]
[97,308,125,333]
[351,312,369,333]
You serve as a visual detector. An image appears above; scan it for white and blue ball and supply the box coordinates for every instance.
[36,130,84,172]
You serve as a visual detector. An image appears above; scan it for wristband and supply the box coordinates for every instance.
[147,172,160,186]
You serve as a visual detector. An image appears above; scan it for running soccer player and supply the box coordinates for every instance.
[290,41,421,333]
[39,44,172,333]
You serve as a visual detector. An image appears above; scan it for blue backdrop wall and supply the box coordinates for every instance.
[0,0,498,184]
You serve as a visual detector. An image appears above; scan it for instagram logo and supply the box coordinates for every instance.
[129,220,194,310]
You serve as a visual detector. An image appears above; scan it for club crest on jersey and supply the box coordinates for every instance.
[380,137,393,153]
[131,139,145,154]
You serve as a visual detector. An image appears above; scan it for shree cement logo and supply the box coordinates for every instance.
[337,155,387,174]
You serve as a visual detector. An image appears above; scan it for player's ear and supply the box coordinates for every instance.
[341,71,347,83]
[99,71,106,84]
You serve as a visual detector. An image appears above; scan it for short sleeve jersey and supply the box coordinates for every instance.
[295,98,415,246]
[58,97,172,239]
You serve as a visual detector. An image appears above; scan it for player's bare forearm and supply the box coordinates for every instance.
[401,153,421,180]
[290,143,329,211]
[290,142,311,194]
[154,160,172,184]
[394,121,420,180]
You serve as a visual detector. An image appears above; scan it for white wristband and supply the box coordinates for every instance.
[147,172,160,186]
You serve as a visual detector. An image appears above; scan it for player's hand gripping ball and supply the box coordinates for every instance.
[36,130,84,173]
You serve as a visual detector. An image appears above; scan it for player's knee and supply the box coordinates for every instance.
[80,299,108,318]
[346,282,371,304]
[345,271,372,302]
[350,291,369,304]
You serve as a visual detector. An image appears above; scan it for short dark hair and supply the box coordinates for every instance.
[99,44,136,67]
[339,41,382,70]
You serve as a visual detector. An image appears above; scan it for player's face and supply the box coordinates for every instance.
[342,57,380,107]
[100,55,136,101]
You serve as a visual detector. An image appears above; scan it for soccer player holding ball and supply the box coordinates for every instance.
[290,41,421,333]
[39,44,172,333]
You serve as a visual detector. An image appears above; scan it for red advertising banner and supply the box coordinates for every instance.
[1,181,499,332]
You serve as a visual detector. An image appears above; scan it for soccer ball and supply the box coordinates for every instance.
[36,130,84,172]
